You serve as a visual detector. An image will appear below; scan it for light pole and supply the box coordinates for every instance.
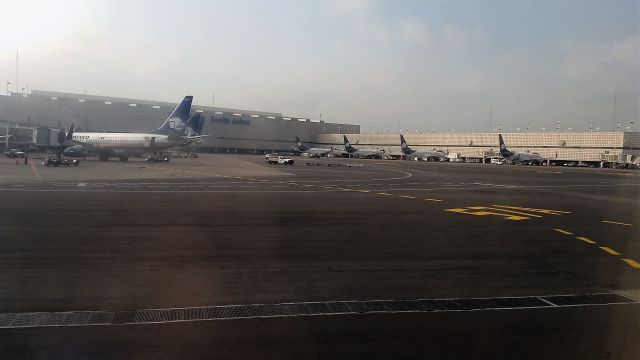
[555,122,560,132]
[5,81,9,95]
[212,92,215,107]
[630,121,635,131]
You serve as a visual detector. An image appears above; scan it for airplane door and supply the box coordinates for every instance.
[144,137,156,148]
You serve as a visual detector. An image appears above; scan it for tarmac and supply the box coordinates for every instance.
[0,154,638,359]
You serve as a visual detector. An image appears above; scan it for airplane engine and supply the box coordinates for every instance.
[63,145,85,158]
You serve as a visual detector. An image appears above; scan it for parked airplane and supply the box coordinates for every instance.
[63,96,199,161]
[498,134,544,165]
[291,136,333,157]
[343,135,384,159]
[400,134,446,161]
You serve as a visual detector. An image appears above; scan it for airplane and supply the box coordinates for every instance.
[400,134,446,161]
[498,134,544,165]
[291,136,333,157]
[63,96,200,161]
[343,135,384,159]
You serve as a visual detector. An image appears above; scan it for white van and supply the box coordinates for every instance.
[491,157,506,165]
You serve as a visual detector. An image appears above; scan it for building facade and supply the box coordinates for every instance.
[315,132,640,163]
[0,90,359,152]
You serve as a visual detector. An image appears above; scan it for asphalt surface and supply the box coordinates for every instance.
[0,154,639,359]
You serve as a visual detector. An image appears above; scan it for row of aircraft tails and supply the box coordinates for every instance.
[61,96,207,161]
[292,134,542,164]
[55,94,541,164]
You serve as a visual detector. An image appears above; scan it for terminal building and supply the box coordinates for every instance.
[0,90,358,153]
[1,89,638,165]
[316,132,640,164]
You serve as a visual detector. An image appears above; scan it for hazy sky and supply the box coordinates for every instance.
[0,0,637,131]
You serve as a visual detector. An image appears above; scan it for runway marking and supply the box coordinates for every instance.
[76,182,87,187]
[482,207,542,218]
[424,198,443,202]
[377,192,393,196]
[601,220,633,227]
[446,207,529,221]
[357,190,370,193]
[599,247,621,256]
[0,189,323,193]
[492,205,571,215]
[447,204,568,221]
[553,229,573,235]
[400,195,416,199]
[622,259,640,269]
[537,171,562,174]
[0,293,634,329]
[576,236,596,244]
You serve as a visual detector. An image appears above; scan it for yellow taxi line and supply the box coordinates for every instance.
[400,195,416,199]
[576,236,596,244]
[622,259,640,269]
[601,220,633,227]
[599,247,621,256]
[377,192,393,196]
[553,228,573,235]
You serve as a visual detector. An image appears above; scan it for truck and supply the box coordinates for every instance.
[266,155,295,165]
[4,149,25,158]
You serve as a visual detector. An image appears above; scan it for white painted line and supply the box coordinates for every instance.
[76,183,88,187]
[0,292,633,329]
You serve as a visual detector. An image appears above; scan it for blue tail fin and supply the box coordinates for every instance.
[154,96,193,135]
[400,134,413,154]
[186,113,203,136]
[498,134,512,157]
[295,136,308,151]
[343,135,355,152]
[65,124,75,144]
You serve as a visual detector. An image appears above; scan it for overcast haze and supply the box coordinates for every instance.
[0,0,638,132]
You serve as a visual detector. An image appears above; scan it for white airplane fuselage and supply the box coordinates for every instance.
[71,132,183,151]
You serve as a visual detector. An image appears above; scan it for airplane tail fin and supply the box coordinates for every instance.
[295,135,305,150]
[186,113,203,137]
[155,96,193,135]
[400,134,412,154]
[498,134,512,157]
[64,124,75,145]
[343,135,354,151]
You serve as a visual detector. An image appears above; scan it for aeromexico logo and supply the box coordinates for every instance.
[500,143,507,150]
[297,141,303,148]
[345,141,351,148]
[169,118,186,131]
[401,141,409,149]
